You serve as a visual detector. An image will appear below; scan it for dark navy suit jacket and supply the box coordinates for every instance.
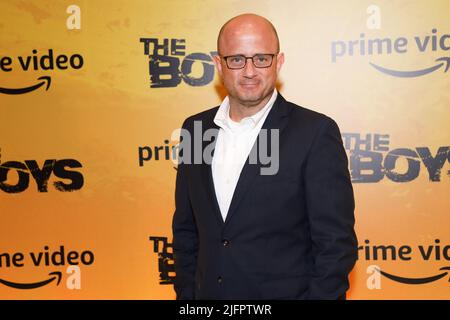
[172,93,357,300]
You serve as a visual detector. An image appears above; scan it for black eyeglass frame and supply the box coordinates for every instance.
[221,53,278,69]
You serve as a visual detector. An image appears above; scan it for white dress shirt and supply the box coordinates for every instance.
[212,89,278,221]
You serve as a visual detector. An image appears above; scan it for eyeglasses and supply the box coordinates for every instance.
[221,53,277,69]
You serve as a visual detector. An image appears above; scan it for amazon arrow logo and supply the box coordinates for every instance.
[0,76,51,95]
[0,271,61,289]
[376,266,450,285]
[370,57,450,77]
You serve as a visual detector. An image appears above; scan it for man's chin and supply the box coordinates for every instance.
[236,92,264,107]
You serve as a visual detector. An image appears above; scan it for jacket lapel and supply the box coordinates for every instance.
[198,111,224,225]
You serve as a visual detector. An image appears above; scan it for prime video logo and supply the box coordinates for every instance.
[330,6,449,77]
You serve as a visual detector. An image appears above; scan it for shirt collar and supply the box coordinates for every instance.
[214,89,278,131]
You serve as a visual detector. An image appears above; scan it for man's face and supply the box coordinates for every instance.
[214,22,284,108]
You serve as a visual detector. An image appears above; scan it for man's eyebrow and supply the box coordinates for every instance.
[223,53,270,56]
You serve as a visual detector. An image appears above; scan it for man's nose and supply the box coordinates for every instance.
[242,58,257,77]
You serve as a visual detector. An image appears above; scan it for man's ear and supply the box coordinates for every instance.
[276,52,285,74]
[213,54,223,78]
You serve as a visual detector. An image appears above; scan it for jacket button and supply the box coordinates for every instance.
[222,239,230,246]
[217,276,223,284]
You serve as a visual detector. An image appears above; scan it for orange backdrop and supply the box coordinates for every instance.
[1,0,449,299]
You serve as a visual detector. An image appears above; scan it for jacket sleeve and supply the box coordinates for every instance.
[172,120,198,300]
[304,117,358,300]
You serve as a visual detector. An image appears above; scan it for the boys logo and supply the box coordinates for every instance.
[343,133,450,183]
[148,236,175,285]
[0,157,84,193]
[140,38,217,88]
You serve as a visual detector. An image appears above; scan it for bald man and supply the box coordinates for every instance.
[172,14,357,300]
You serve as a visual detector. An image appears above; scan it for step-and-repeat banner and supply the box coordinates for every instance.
[1,0,449,299]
